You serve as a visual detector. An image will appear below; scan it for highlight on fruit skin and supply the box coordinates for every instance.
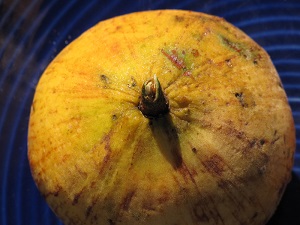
[28,9,295,225]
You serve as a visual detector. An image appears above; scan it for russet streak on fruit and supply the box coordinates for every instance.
[28,10,295,225]
[161,49,186,69]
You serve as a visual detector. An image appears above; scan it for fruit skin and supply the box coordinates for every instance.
[28,9,295,225]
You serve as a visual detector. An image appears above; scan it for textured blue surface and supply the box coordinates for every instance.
[0,0,299,224]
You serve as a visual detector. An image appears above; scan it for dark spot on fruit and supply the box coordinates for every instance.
[100,74,108,81]
[192,147,197,153]
[225,58,233,67]
[100,74,110,87]
[202,154,225,176]
[112,114,117,120]
[235,92,248,107]
[53,190,60,197]
[108,219,115,225]
[258,165,267,175]
[235,92,242,98]
[253,53,262,65]
[127,76,137,88]
[245,138,266,152]
[260,139,266,145]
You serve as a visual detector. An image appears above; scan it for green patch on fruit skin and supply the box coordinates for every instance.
[219,35,262,65]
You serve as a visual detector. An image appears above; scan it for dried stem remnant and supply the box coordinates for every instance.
[138,75,169,118]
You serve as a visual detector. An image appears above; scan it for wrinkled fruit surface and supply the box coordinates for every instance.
[28,10,295,225]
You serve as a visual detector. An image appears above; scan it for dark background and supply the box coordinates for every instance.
[0,0,299,224]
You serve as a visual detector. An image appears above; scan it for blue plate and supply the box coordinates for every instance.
[0,0,299,224]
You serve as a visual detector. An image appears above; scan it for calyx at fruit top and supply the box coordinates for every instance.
[138,75,169,118]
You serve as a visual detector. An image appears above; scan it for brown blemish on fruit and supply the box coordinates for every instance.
[175,15,184,22]
[191,49,199,57]
[85,196,98,218]
[271,136,280,145]
[202,154,225,176]
[246,138,266,151]
[75,164,88,179]
[221,123,247,141]
[43,185,62,199]
[98,134,112,176]
[178,162,198,185]
[72,190,83,205]
[157,191,170,204]
[122,190,135,211]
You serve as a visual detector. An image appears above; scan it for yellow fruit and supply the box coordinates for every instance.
[28,10,295,225]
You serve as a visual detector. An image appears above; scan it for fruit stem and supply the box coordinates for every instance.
[138,75,169,118]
